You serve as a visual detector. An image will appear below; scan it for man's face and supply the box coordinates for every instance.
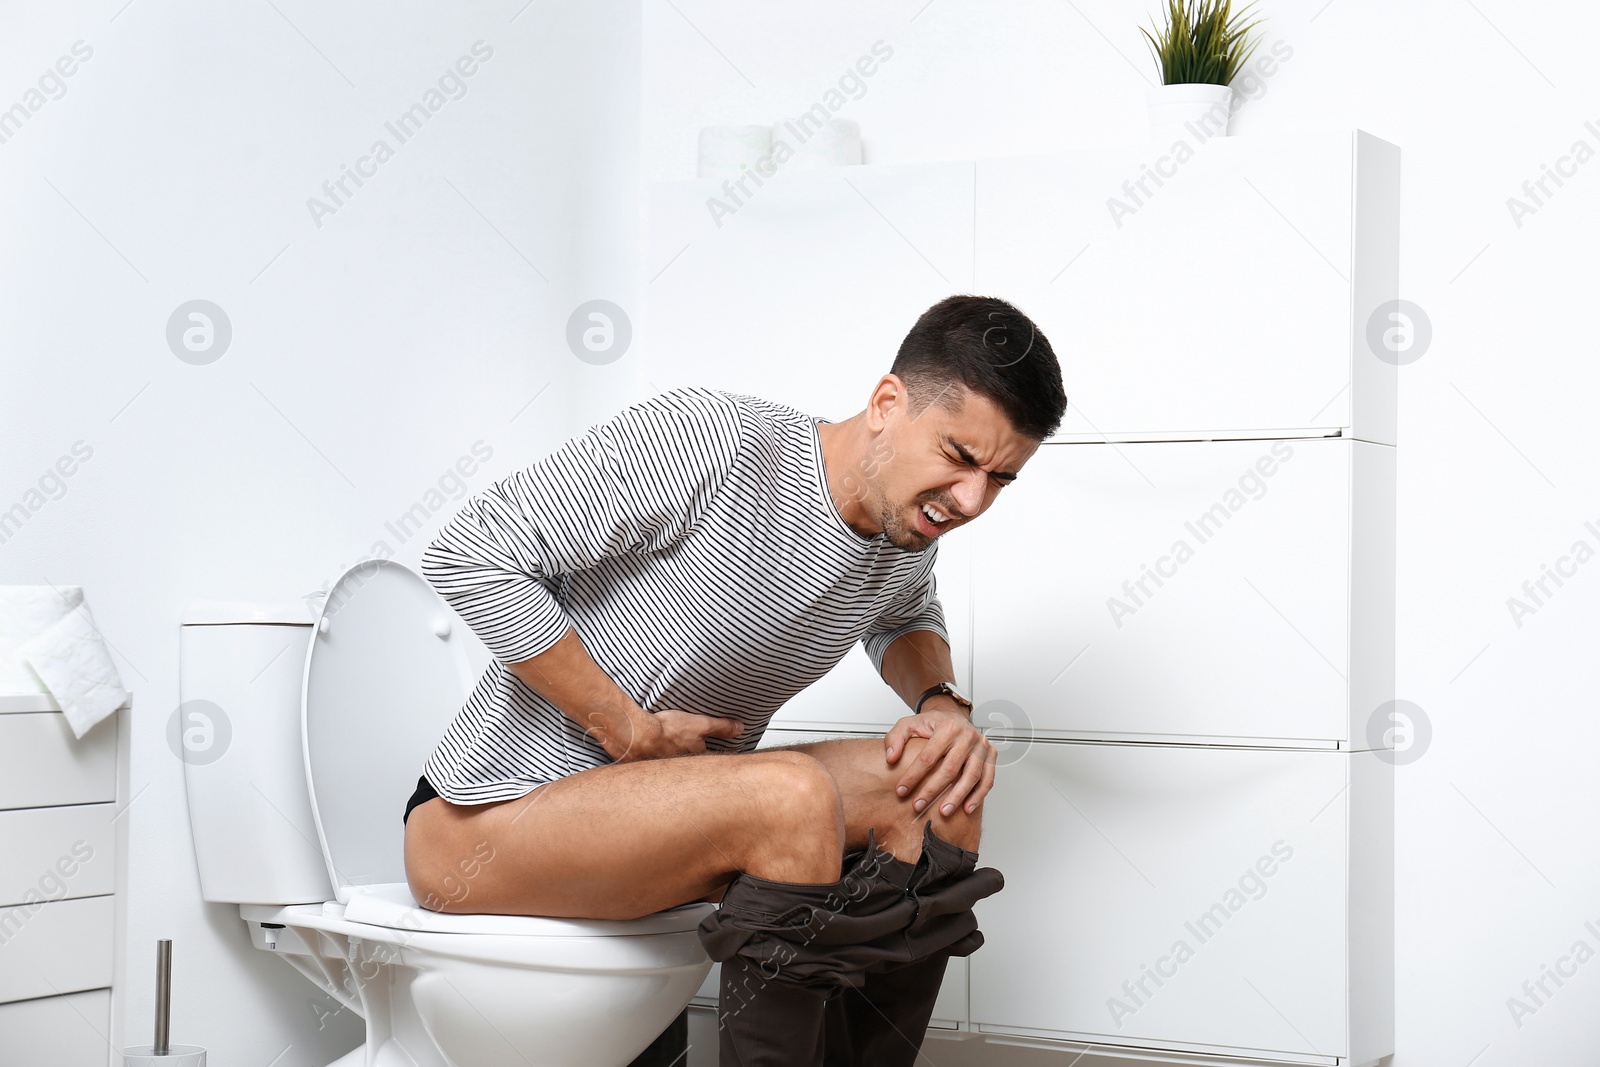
[864,380,1042,552]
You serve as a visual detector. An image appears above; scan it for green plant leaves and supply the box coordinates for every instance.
[1140,0,1265,86]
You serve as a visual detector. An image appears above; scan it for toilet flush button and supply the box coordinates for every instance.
[432,619,451,639]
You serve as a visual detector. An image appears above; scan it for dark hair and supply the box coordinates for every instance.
[890,295,1067,439]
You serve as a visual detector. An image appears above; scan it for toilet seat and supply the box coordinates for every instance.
[343,882,712,937]
[243,892,717,974]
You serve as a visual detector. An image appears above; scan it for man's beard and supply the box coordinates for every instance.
[872,486,936,553]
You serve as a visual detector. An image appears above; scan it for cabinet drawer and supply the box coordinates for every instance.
[976,130,1397,442]
[0,988,112,1065]
[0,804,115,907]
[974,438,1357,743]
[0,895,115,1004]
[0,713,116,810]
[969,742,1348,1058]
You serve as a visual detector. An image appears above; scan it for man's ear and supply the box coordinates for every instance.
[865,374,908,432]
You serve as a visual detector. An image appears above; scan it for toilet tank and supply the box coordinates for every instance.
[179,600,334,905]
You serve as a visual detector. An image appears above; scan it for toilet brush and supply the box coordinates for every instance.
[122,940,207,1066]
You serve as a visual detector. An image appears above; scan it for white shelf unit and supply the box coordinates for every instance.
[644,129,1397,1066]
[0,692,127,1066]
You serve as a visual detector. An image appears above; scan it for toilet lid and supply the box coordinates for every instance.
[303,560,475,902]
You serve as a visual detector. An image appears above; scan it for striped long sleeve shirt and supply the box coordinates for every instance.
[418,386,947,804]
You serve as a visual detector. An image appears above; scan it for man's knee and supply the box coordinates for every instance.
[733,750,846,882]
[751,749,845,831]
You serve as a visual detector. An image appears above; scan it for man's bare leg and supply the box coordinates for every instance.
[404,749,845,920]
[403,733,980,920]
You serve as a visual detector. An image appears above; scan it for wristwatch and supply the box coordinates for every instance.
[914,681,974,715]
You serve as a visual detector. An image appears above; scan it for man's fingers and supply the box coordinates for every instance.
[939,748,989,816]
[700,715,744,738]
[895,727,951,797]
[885,715,935,765]
[966,746,998,813]
[910,740,971,813]
[884,720,912,764]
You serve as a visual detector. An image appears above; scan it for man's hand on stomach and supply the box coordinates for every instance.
[612,709,744,762]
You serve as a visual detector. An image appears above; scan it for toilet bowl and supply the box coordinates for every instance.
[180,560,713,1066]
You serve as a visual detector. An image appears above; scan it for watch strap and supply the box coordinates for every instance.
[914,681,972,714]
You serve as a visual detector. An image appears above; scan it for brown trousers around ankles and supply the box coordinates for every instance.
[697,821,1004,1067]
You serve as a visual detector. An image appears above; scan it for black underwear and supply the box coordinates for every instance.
[402,774,440,825]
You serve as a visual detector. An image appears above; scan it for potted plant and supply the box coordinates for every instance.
[1141,0,1264,145]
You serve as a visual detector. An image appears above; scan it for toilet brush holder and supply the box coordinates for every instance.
[122,940,206,1066]
[123,1048,207,1067]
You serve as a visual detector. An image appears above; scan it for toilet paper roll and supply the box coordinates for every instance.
[769,117,862,171]
[21,601,130,738]
[0,585,82,693]
[697,124,774,180]
[123,1046,206,1067]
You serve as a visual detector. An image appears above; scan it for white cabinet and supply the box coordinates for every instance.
[976,130,1398,443]
[968,432,1395,1063]
[0,693,125,1059]
[972,438,1395,745]
[969,742,1389,1062]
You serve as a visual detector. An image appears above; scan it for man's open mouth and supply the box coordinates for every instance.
[915,501,952,535]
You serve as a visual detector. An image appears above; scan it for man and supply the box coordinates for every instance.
[404,294,1067,1066]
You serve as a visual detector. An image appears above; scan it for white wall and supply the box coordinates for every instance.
[3,0,1596,1064]
[0,0,640,1063]
[641,1,1600,1065]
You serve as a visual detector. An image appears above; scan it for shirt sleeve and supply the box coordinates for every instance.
[420,388,744,665]
[860,549,950,675]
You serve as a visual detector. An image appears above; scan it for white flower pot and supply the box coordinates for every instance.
[1146,82,1236,147]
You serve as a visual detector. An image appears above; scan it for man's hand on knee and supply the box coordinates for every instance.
[883,710,996,817]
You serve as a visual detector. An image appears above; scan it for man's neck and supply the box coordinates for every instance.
[816,415,880,539]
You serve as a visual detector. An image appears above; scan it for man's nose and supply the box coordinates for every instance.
[950,473,985,518]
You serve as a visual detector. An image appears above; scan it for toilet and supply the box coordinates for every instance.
[179,559,713,1067]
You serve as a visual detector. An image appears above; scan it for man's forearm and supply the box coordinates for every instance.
[505,626,661,759]
[879,629,969,715]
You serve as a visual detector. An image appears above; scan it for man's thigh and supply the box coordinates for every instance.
[402,748,842,920]
[764,735,983,859]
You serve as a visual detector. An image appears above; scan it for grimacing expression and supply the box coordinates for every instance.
[869,387,1041,552]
